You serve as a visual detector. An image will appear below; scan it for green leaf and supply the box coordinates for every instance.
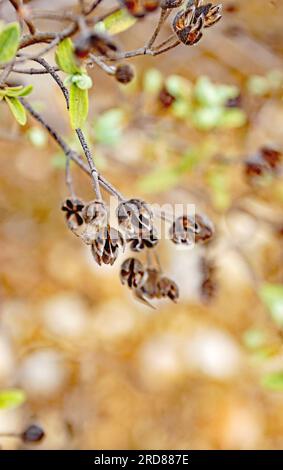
[192,106,223,130]
[218,108,247,128]
[194,76,239,107]
[260,283,283,326]
[55,38,81,75]
[143,68,163,94]
[95,8,136,36]
[261,371,283,391]
[69,83,88,129]
[5,84,33,97]
[166,75,192,99]
[247,75,270,96]
[71,73,93,90]
[5,96,27,125]
[94,108,124,145]
[0,389,26,410]
[0,22,20,64]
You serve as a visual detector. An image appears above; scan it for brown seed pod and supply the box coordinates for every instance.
[115,64,135,84]
[170,213,214,245]
[200,256,217,301]
[139,267,160,299]
[173,6,204,45]
[120,0,160,17]
[244,146,282,182]
[21,425,45,444]
[157,276,179,302]
[61,197,85,231]
[74,32,119,59]
[120,257,148,288]
[260,146,281,170]
[172,1,222,45]
[159,86,176,107]
[191,213,214,243]
[91,225,125,266]
[80,200,108,245]
[127,228,159,252]
[117,199,153,234]
[169,215,194,245]
[83,200,108,227]
[161,0,184,9]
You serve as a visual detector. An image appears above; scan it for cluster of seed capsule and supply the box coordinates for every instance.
[61,197,214,305]
[120,257,179,306]
[73,2,222,87]
[119,1,222,46]
[244,146,282,184]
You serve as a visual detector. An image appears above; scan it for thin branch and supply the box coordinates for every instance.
[88,54,115,75]
[146,8,170,49]
[32,57,69,106]
[76,129,102,200]
[20,98,124,200]
[9,0,36,35]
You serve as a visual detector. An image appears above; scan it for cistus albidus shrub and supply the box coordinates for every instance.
[0,1,221,306]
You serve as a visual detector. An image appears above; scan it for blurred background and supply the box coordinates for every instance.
[0,0,283,450]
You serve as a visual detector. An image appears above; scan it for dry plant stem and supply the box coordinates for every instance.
[154,33,176,50]
[9,0,36,35]
[147,8,170,49]
[75,129,102,200]
[88,54,115,75]
[33,58,102,200]
[84,0,104,15]
[20,98,123,200]
[5,66,60,75]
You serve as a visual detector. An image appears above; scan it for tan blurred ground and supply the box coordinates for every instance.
[0,0,283,450]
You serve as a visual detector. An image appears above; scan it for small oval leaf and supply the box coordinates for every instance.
[5,84,33,97]
[0,389,26,410]
[0,22,20,64]
[69,83,88,129]
[5,96,27,125]
[95,8,137,36]
[55,38,81,75]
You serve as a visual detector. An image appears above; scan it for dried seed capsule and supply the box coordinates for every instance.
[200,256,217,301]
[80,201,108,245]
[120,257,148,288]
[143,0,160,12]
[172,2,222,45]
[170,213,214,245]
[91,225,124,266]
[244,146,282,182]
[260,146,281,170]
[157,276,179,302]
[173,7,204,45]
[120,0,160,17]
[117,199,153,233]
[61,197,85,231]
[161,0,184,9]
[83,200,108,227]
[21,425,45,444]
[191,213,214,243]
[159,86,176,107]
[115,64,135,84]
[140,267,160,299]
[128,228,159,252]
[169,215,194,245]
[74,32,118,59]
